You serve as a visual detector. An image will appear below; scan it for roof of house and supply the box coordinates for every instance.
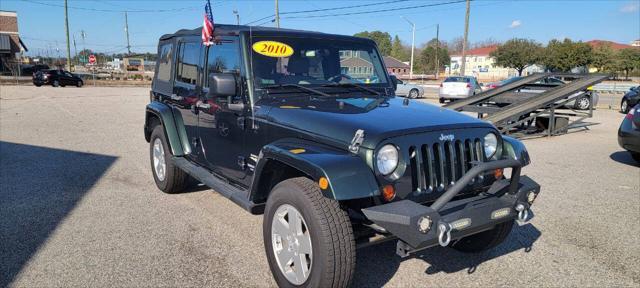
[383,56,409,68]
[341,57,372,67]
[451,45,498,57]
[587,40,637,50]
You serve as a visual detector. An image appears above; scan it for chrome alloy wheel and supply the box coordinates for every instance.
[271,204,313,285]
[576,97,590,110]
[152,138,166,181]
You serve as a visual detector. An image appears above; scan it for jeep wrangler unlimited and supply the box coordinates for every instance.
[144,25,540,287]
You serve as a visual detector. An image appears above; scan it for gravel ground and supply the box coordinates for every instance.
[1,85,639,287]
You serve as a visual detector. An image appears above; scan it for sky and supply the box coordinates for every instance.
[1,0,639,56]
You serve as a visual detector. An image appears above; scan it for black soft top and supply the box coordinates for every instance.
[159,24,375,44]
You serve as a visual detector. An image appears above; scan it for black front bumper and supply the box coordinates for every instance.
[362,159,540,255]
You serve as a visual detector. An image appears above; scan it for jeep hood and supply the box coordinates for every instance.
[264,97,495,149]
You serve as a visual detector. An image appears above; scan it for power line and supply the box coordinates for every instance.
[244,0,409,25]
[283,0,468,19]
[21,0,202,13]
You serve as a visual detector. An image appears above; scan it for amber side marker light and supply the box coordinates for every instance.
[382,185,396,202]
[318,177,329,190]
[494,168,504,179]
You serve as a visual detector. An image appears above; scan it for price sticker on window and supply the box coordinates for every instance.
[252,41,294,58]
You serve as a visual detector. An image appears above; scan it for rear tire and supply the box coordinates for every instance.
[52,80,60,87]
[451,220,514,253]
[76,81,83,87]
[149,125,189,193]
[264,177,355,288]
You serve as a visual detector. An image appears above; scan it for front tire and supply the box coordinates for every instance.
[451,220,514,253]
[52,80,60,87]
[574,96,591,110]
[621,99,630,114]
[264,177,355,288]
[149,125,189,193]
[76,81,83,87]
[408,89,419,99]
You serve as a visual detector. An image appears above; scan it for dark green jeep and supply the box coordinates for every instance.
[144,24,540,287]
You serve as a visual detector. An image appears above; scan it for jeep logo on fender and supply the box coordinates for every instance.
[439,134,455,142]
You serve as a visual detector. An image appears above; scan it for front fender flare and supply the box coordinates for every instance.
[502,136,530,167]
[145,101,191,156]
[251,139,380,201]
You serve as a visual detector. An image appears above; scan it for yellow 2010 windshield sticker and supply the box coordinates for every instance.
[252,41,294,58]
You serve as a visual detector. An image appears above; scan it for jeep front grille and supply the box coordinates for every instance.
[408,138,484,193]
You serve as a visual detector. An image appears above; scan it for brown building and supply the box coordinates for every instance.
[383,56,409,76]
[0,10,28,75]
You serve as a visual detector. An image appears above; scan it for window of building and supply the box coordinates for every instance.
[175,42,200,85]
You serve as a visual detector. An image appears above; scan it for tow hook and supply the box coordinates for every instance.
[437,222,452,247]
[515,203,531,225]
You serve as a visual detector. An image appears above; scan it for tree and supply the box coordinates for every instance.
[448,36,465,54]
[591,44,616,73]
[354,31,392,56]
[616,48,640,80]
[390,35,410,61]
[416,39,450,74]
[543,39,593,72]
[471,38,501,49]
[490,38,542,76]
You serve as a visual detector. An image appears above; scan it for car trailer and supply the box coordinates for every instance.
[444,73,609,138]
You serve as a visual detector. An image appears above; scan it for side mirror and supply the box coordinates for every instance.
[389,75,398,91]
[207,73,237,98]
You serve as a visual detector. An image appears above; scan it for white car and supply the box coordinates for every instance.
[438,76,483,103]
[394,79,425,98]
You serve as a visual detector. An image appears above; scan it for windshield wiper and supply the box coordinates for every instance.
[262,84,332,98]
[321,83,381,97]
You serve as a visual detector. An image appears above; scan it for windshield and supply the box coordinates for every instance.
[249,36,389,91]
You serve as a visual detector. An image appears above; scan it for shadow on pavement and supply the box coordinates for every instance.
[0,141,117,287]
[352,223,541,287]
[609,151,640,167]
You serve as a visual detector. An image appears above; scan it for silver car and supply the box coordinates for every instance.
[394,79,425,98]
[438,76,483,103]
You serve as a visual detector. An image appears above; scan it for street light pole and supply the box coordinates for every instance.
[233,9,240,25]
[401,16,415,80]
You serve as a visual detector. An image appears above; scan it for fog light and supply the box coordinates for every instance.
[491,208,511,219]
[417,216,432,233]
[527,191,537,204]
[451,218,471,230]
[382,185,396,202]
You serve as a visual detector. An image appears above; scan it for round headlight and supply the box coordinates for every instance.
[483,133,498,158]
[376,144,399,175]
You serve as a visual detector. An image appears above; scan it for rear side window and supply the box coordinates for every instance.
[444,77,470,83]
[175,42,200,85]
[156,43,173,82]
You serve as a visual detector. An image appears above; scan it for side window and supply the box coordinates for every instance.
[205,39,241,87]
[175,42,200,85]
[156,43,173,82]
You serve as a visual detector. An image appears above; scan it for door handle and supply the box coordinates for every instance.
[170,94,184,101]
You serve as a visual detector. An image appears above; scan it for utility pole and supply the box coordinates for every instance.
[124,11,131,55]
[233,9,240,25]
[274,0,280,28]
[460,0,470,76]
[73,34,78,67]
[64,0,72,71]
[435,24,440,79]
[401,16,415,80]
[80,30,86,66]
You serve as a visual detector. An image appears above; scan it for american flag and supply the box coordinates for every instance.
[202,1,214,46]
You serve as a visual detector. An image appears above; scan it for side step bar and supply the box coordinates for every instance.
[172,157,265,214]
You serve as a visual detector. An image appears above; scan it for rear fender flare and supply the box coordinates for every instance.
[250,139,380,201]
[144,101,191,156]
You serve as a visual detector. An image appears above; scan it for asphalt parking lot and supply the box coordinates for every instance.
[1,85,639,287]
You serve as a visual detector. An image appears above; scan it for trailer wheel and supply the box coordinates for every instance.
[451,220,514,253]
[264,177,355,288]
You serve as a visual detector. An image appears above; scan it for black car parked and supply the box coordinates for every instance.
[143,24,541,287]
[33,69,84,87]
[620,86,640,114]
[618,104,640,162]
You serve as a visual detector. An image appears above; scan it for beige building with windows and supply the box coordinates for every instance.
[448,46,518,81]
